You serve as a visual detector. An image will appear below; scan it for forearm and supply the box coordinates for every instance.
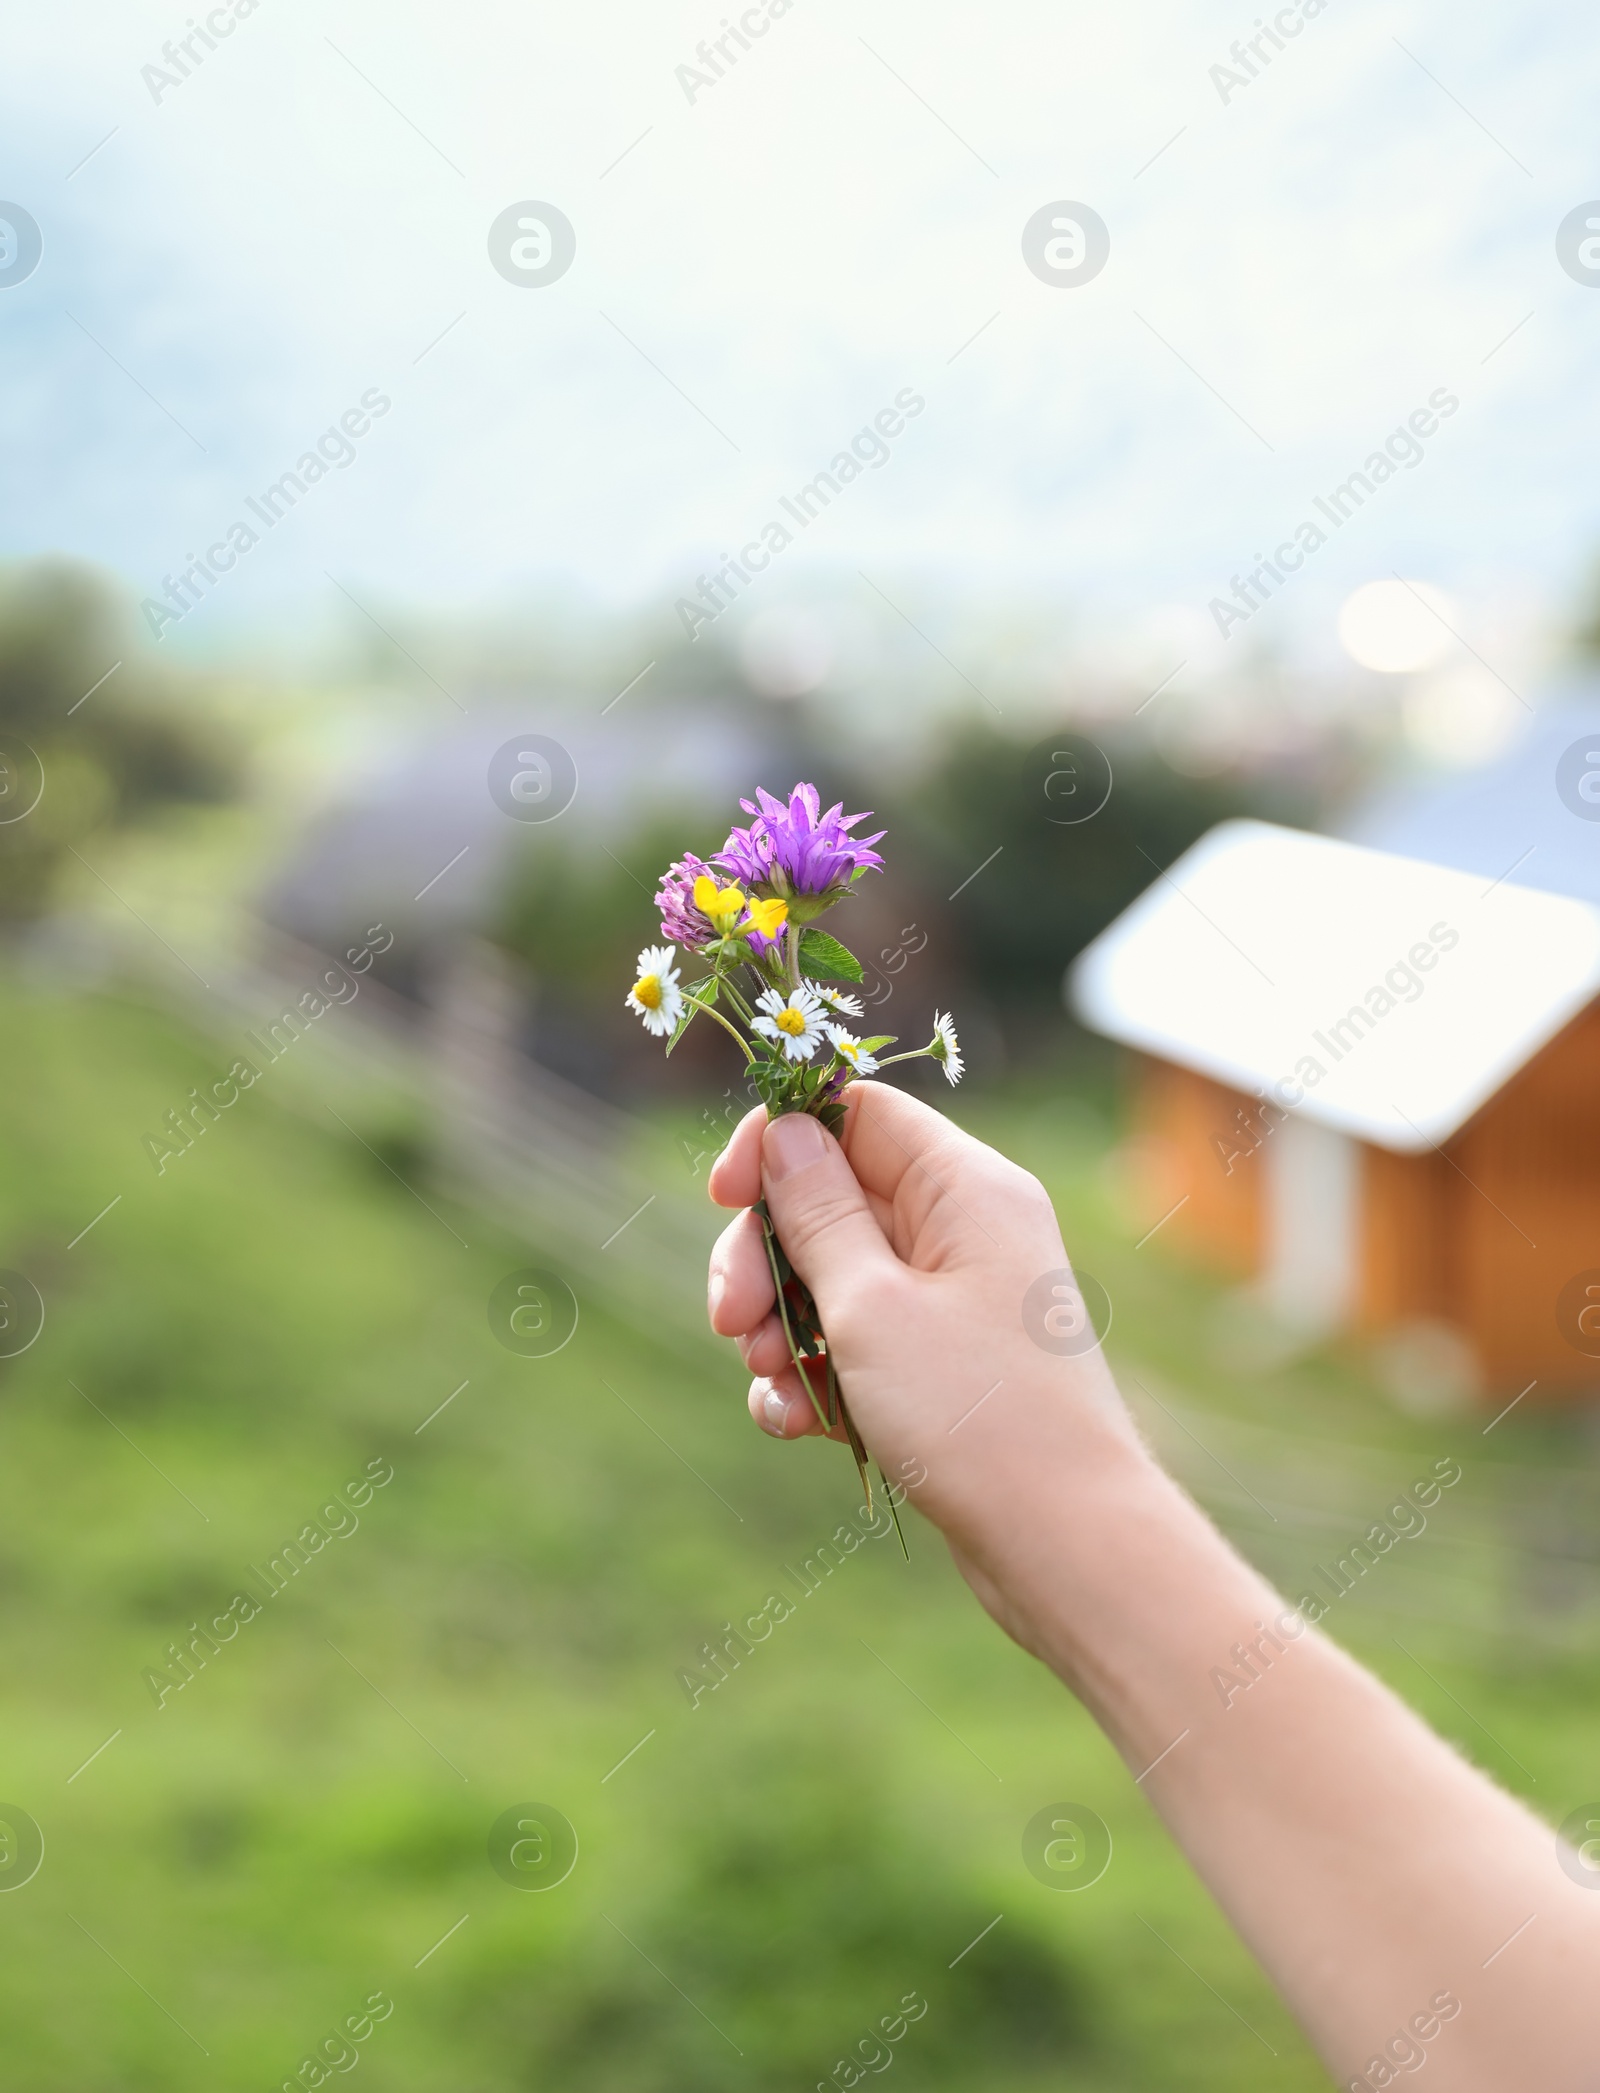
[711,1095,1599,2082]
[960,1427,1600,2089]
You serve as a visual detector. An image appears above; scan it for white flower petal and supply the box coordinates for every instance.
[812,982,865,1017]
[627,954,685,1038]
[930,1010,964,1084]
[636,942,679,982]
[826,1023,879,1075]
[754,983,825,1062]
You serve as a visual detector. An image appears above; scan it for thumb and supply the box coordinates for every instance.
[761,1110,895,1308]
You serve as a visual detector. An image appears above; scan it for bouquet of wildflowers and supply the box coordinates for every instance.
[626,785,962,1547]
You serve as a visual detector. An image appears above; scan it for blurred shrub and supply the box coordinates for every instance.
[881,725,1312,1054]
[497,816,710,1005]
[0,559,234,921]
[494,811,732,1091]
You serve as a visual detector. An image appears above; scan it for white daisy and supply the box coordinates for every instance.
[826,1025,880,1076]
[752,983,826,1063]
[810,981,864,1018]
[625,944,684,1037]
[929,1010,964,1085]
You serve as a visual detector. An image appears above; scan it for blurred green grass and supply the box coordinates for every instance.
[1,985,1593,2090]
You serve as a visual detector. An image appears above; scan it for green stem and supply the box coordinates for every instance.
[716,975,757,1026]
[759,1214,909,1558]
[875,1048,935,1069]
[837,1396,874,1514]
[877,1465,909,1560]
[683,992,752,1055]
[758,1210,832,1433]
[785,921,801,992]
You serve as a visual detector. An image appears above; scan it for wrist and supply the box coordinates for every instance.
[924,1391,1155,1653]
[939,1401,1261,1719]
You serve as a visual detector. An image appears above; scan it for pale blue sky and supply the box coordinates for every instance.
[5,0,1598,701]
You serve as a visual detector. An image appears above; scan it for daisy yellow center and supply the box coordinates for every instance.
[837,1039,859,1061]
[633,974,662,1009]
[774,1006,807,1036]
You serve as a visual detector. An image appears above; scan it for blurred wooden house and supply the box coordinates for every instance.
[1070,820,1600,1397]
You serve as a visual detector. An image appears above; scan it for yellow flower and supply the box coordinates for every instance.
[692,874,787,945]
[693,874,748,933]
[743,895,788,941]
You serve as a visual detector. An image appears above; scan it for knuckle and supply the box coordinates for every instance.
[779,1182,862,1253]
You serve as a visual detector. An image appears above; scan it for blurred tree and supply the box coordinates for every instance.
[884,724,1313,1057]
[495,811,729,1092]
[1573,557,1600,659]
[0,559,234,923]
[498,818,714,1006]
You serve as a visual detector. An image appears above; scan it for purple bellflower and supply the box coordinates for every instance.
[714,783,885,922]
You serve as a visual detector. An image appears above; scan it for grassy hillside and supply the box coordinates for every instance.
[0,985,1591,2090]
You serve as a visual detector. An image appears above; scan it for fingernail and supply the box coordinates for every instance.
[760,1385,790,1436]
[765,1111,826,1182]
[708,1271,725,1320]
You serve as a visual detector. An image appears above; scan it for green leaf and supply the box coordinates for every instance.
[665,978,718,1058]
[745,1057,787,1108]
[858,1034,897,1054]
[663,1007,696,1057]
[798,929,864,982]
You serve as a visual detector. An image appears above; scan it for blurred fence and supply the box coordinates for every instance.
[1127,1370,1600,1660]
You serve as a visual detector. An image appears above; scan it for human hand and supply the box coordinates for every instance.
[705,1085,1144,1634]
[714,1092,1600,2091]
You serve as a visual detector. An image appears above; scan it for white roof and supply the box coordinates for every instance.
[1069,820,1600,1152]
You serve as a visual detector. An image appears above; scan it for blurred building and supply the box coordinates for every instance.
[1071,821,1600,1397]
[259,695,787,958]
